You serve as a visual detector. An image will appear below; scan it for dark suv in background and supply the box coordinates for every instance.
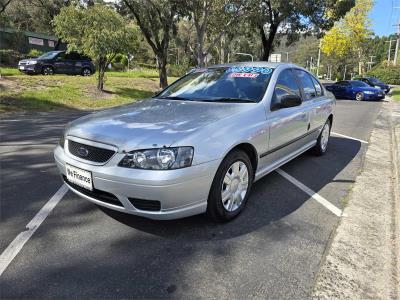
[18,51,95,76]
[357,77,391,94]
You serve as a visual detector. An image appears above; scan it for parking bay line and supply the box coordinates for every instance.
[0,184,68,277]
[331,132,368,144]
[276,169,344,217]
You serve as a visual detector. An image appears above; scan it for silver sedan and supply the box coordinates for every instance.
[54,62,335,221]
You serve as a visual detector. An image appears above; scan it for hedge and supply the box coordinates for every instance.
[0,49,24,67]
[366,64,400,85]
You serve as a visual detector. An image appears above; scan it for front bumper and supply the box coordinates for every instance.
[364,93,385,101]
[18,64,41,74]
[54,145,221,220]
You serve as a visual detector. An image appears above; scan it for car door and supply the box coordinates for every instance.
[68,52,83,74]
[53,52,68,73]
[293,69,321,144]
[261,68,309,167]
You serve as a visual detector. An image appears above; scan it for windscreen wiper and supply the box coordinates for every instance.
[200,97,256,103]
[158,96,191,101]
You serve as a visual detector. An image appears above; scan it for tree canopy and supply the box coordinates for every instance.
[54,4,139,90]
[321,0,373,74]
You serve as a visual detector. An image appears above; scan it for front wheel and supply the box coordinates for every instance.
[207,150,254,222]
[312,120,331,156]
[355,92,364,101]
[42,66,54,75]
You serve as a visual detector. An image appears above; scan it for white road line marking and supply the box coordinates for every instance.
[331,132,368,144]
[276,169,344,217]
[0,184,68,277]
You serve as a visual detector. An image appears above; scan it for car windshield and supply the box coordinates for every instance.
[351,81,369,87]
[38,51,61,60]
[158,66,274,103]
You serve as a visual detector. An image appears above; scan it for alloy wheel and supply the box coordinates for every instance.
[43,67,53,75]
[82,68,91,76]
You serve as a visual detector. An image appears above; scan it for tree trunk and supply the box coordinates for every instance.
[158,55,168,89]
[259,24,278,61]
[97,57,105,91]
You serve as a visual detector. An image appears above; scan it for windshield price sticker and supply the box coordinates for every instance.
[230,72,259,78]
[226,66,273,75]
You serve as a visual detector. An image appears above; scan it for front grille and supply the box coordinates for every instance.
[68,140,115,163]
[129,198,161,211]
[63,176,123,207]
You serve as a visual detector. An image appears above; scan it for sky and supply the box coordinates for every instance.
[369,0,399,36]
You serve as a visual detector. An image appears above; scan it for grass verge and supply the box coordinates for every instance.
[392,88,400,102]
[0,68,178,112]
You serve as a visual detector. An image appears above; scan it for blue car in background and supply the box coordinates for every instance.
[326,80,385,101]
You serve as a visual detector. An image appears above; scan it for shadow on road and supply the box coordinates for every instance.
[99,136,361,241]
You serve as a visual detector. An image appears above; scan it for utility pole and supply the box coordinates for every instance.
[367,56,375,70]
[282,51,290,62]
[394,23,400,66]
[316,41,321,77]
[386,39,396,65]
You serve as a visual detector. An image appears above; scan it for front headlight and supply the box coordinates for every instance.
[27,60,37,65]
[119,147,194,170]
[374,85,382,89]
[364,91,374,95]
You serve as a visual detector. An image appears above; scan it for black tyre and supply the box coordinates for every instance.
[42,66,54,75]
[312,119,331,156]
[207,150,254,222]
[82,68,92,76]
[355,92,364,101]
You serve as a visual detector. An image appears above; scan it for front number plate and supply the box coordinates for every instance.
[19,66,24,70]
[66,164,93,191]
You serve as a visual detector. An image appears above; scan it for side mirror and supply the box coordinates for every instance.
[280,94,302,108]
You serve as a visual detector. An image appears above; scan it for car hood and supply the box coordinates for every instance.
[66,98,253,151]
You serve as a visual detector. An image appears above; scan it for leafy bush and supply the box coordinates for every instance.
[112,53,126,65]
[111,62,126,71]
[167,64,188,77]
[366,64,400,85]
[28,49,43,58]
[0,49,24,66]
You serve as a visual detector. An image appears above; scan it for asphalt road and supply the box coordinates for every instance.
[0,99,383,299]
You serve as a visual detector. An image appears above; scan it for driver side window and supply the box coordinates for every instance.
[271,69,301,111]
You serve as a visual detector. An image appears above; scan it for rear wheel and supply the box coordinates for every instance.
[207,150,253,222]
[42,66,54,75]
[355,92,364,101]
[82,68,92,76]
[312,119,331,156]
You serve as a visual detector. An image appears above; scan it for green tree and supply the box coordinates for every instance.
[119,0,181,88]
[54,4,138,90]
[247,0,355,61]
[321,0,373,75]
[182,0,246,67]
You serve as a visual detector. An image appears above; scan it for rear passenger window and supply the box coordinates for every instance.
[271,69,301,111]
[66,52,81,60]
[310,76,323,96]
[294,69,317,100]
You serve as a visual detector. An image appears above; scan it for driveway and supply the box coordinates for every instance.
[0,99,383,299]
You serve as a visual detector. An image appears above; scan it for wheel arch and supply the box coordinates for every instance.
[224,142,258,176]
